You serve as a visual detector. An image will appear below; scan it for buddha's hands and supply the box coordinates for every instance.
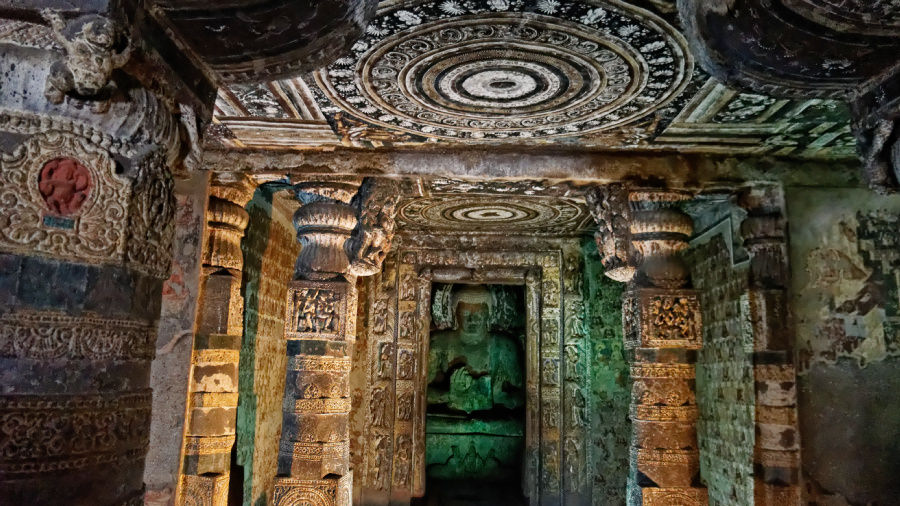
[450,368,475,392]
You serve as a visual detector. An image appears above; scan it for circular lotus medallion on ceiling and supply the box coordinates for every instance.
[315,0,691,141]
[397,195,590,234]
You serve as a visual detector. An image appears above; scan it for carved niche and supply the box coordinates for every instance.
[353,240,592,505]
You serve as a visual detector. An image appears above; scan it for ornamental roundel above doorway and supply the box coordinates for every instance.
[312,0,693,142]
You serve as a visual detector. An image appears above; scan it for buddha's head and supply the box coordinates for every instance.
[453,285,491,343]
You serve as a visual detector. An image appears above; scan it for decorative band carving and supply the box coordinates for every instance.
[0,391,151,474]
[643,487,708,505]
[192,349,240,364]
[181,472,229,506]
[631,363,696,379]
[636,448,700,465]
[632,405,699,422]
[283,441,349,461]
[0,311,155,361]
[190,392,239,408]
[183,435,236,456]
[294,397,353,414]
[289,356,352,372]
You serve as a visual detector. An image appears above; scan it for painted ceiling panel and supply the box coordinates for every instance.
[208,0,857,158]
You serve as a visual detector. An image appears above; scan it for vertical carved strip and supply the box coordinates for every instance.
[738,185,801,505]
[524,268,543,502]
[539,253,563,502]
[562,245,589,503]
[178,173,255,506]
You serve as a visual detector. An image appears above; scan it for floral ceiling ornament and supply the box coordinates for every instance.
[313,0,692,142]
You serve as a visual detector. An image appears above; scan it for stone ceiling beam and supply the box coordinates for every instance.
[203,148,863,188]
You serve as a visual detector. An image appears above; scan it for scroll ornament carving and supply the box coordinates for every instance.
[41,10,132,110]
[586,184,636,282]
[0,391,151,473]
[0,311,155,361]
[346,178,401,276]
[126,149,175,279]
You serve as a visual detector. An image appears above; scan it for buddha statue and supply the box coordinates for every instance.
[425,285,525,481]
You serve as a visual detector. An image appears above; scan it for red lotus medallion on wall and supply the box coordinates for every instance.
[38,157,91,215]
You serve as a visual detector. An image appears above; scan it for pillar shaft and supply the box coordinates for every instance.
[0,12,184,501]
[178,174,255,506]
[739,186,801,505]
[273,179,398,506]
[589,186,708,506]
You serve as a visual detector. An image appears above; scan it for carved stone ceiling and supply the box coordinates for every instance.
[397,177,594,235]
[210,0,858,160]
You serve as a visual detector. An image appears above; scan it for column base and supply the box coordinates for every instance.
[641,487,708,505]
[273,473,352,506]
[179,473,229,506]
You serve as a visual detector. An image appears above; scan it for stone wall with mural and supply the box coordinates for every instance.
[581,240,630,506]
[787,188,900,505]
[236,189,299,506]
[144,172,209,505]
[685,229,754,506]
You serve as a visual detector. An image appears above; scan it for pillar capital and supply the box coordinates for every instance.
[587,186,694,288]
[290,178,400,281]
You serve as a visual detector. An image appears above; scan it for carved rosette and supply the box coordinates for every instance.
[0,131,175,278]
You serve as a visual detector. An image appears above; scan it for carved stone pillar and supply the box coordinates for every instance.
[274,179,398,506]
[177,173,256,505]
[0,19,182,503]
[738,185,801,505]
[588,187,708,506]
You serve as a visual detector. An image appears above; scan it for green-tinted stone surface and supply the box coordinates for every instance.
[425,285,525,483]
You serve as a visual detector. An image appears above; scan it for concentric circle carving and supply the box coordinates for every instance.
[397,195,590,233]
[315,1,691,141]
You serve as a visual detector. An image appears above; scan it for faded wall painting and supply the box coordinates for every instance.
[788,188,900,505]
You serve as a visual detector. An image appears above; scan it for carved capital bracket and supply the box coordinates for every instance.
[586,184,637,282]
[41,9,133,111]
[291,178,399,281]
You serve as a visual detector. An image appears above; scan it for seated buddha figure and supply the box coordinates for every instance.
[425,285,525,481]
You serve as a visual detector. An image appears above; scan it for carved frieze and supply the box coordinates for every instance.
[285,282,351,340]
[0,311,155,361]
[625,289,703,349]
[0,391,151,474]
